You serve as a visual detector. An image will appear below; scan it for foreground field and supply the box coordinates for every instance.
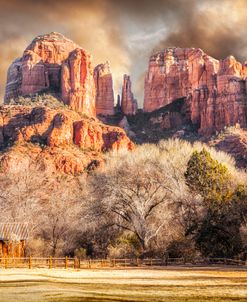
[0,266,247,302]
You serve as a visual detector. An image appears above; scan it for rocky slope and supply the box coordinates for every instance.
[144,48,247,135]
[4,32,96,116]
[209,128,247,169]
[0,103,133,175]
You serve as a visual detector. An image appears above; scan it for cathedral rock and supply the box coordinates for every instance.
[144,48,247,135]
[121,75,138,115]
[94,62,114,116]
[4,32,96,116]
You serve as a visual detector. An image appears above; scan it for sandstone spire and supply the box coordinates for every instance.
[121,75,137,115]
[115,94,121,114]
[94,62,114,116]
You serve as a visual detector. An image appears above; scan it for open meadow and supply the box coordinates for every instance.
[0,266,247,302]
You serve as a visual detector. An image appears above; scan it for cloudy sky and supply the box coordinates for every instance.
[0,0,247,105]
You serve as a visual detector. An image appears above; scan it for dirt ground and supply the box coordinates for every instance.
[0,266,247,302]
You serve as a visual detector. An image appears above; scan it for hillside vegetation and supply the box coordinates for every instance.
[1,138,247,259]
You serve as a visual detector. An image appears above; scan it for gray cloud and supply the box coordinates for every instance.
[0,0,247,105]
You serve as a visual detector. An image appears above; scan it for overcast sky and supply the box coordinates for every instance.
[0,0,247,106]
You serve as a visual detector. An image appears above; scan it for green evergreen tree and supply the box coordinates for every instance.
[184,148,247,258]
[185,148,231,204]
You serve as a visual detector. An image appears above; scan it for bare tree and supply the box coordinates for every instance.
[89,139,245,256]
[0,165,48,225]
[0,164,88,257]
[89,146,180,253]
[37,175,86,256]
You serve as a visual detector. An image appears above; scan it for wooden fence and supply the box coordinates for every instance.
[0,257,246,269]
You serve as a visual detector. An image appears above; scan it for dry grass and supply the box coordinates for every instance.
[0,266,247,301]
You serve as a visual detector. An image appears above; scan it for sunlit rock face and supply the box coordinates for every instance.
[144,47,247,135]
[4,32,96,116]
[0,105,134,175]
[121,75,137,115]
[94,62,114,116]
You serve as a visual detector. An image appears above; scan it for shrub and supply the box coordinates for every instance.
[8,93,66,109]
[166,237,200,260]
[107,233,142,258]
[74,247,87,259]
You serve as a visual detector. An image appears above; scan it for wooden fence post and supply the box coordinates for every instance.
[3,256,236,270]
[29,256,32,269]
[49,256,52,269]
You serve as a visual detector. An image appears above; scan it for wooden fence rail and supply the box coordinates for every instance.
[0,257,246,269]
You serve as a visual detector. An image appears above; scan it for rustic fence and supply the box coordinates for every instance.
[0,257,247,269]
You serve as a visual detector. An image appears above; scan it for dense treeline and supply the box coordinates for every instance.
[1,139,247,259]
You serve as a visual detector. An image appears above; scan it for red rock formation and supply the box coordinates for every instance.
[94,62,114,116]
[74,120,133,151]
[121,75,138,115]
[144,48,247,135]
[4,32,96,116]
[61,48,96,116]
[0,105,134,175]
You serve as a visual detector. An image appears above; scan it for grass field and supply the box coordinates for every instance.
[0,266,247,302]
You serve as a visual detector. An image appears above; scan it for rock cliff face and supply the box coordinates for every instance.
[0,105,134,175]
[4,32,96,116]
[94,62,114,116]
[144,48,247,135]
[121,75,138,115]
